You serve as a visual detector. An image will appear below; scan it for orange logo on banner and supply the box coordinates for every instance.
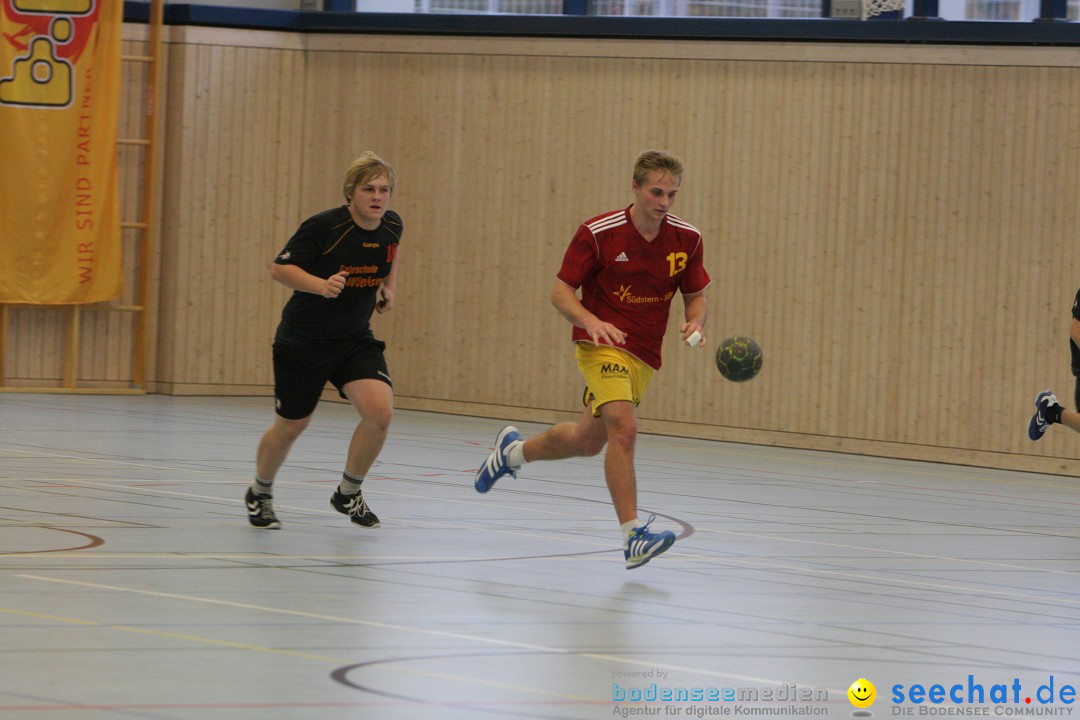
[0,0,123,304]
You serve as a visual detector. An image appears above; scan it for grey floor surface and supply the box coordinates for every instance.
[1,393,1077,720]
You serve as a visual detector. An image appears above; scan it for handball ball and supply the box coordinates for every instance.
[715,336,762,382]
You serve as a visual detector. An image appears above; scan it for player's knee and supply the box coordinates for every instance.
[607,428,636,454]
[362,404,392,434]
[275,415,312,441]
[604,412,638,440]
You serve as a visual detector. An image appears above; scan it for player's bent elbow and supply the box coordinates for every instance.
[550,280,576,309]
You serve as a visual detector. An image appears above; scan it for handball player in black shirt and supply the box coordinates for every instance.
[246,152,401,529]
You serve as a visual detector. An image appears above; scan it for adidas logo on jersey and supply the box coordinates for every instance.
[615,252,629,262]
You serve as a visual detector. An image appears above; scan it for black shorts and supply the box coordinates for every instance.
[272,335,392,419]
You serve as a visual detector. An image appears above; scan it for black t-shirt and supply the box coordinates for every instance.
[1072,287,1080,376]
[273,206,401,342]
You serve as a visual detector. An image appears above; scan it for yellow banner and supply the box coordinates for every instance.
[0,0,122,304]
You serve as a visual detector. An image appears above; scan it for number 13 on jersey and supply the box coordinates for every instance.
[667,251,687,276]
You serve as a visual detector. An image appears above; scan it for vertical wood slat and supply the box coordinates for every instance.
[0,304,6,387]
[63,307,79,389]
[132,0,165,388]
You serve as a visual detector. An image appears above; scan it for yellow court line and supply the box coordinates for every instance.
[0,603,594,701]
[14,574,811,689]
[112,625,345,662]
[0,447,216,475]
[0,606,100,626]
[14,574,570,652]
[0,606,344,662]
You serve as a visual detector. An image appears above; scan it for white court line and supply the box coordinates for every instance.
[0,606,596,702]
[0,447,216,475]
[15,574,837,693]
[4,477,622,546]
[9,476,1079,576]
[697,527,1080,578]
[9,547,1078,609]
[678,553,1080,608]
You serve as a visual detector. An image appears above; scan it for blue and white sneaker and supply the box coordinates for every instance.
[474,425,522,493]
[624,515,676,569]
[1028,389,1059,441]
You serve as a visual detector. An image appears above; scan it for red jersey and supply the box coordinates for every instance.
[556,206,710,370]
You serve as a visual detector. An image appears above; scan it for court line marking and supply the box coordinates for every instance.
[5,474,1077,576]
[8,546,1078,609]
[0,606,343,662]
[696,527,1080,578]
[14,574,831,692]
[677,553,1080,607]
[5,476,613,523]
[0,606,595,700]
[0,447,218,475]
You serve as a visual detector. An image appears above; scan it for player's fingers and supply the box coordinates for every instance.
[607,328,627,345]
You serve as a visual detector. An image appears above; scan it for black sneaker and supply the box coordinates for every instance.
[245,487,281,529]
[331,489,380,528]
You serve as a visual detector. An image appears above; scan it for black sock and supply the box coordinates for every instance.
[1047,403,1064,425]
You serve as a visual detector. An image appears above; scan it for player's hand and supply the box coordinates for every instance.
[584,318,627,346]
[375,284,394,313]
[680,322,705,347]
[322,271,349,299]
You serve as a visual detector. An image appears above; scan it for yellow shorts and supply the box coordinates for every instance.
[575,342,655,418]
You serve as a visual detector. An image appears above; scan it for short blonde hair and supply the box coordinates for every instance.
[632,150,684,186]
[343,151,396,200]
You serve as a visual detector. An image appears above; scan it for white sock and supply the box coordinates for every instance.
[338,470,364,496]
[506,440,526,469]
[252,475,273,497]
[621,518,641,542]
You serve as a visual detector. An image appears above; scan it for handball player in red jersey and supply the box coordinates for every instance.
[474,150,710,569]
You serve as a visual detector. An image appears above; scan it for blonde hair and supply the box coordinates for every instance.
[632,150,684,186]
[342,151,396,200]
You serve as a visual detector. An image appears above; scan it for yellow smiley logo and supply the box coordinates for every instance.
[848,678,876,708]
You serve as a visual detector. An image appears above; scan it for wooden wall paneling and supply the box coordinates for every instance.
[158,36,305,393]
[867,61,914,447]
[8,308,63,383]
[253,45,306,389]
[137,29,1080,473]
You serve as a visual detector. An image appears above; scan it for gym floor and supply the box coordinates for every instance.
[1,393,1077,719]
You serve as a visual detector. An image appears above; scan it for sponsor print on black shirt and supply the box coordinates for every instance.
[274,207,401,342]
